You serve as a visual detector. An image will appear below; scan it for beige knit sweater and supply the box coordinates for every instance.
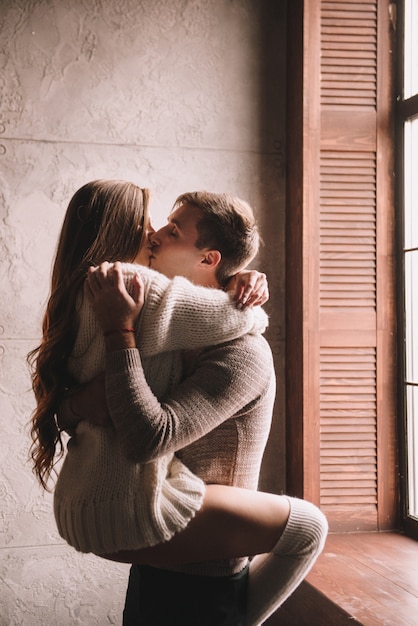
[53,264,267,555]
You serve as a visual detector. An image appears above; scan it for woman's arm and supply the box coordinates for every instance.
[86,262,269,358]
[137,271,269,357]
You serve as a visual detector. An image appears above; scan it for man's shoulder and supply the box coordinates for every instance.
[201,333,274,371]
[234,333,274,371]
[228,332,272,353]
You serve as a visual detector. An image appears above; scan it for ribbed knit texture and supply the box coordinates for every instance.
[246,497,328,625]
[54,264,268,555]
[104,333,276,577]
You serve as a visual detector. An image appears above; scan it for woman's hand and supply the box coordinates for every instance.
[226,270,269,308]
[85,261,144,333]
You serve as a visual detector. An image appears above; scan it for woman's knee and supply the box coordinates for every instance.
[274,497,328,557]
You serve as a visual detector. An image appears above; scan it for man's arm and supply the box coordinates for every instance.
[60,264,270,432]
[57,375,111,433]
[105,335,274,463]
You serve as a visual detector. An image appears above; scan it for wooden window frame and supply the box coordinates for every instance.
[395,0,418,541]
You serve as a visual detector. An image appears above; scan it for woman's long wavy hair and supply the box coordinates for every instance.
[27,179,150,490]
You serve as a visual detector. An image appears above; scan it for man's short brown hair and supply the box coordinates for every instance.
[173,191,260,288]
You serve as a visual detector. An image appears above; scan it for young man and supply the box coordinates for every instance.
[71,191,327,625]
[121,193,276,624]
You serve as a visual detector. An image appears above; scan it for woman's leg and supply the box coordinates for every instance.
[102,486,328,626]
[246,496,328,625]
[101,484,291,565]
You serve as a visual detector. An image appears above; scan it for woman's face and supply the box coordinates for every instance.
[134,217,155,266]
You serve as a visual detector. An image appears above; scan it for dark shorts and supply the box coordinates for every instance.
[123,563,249,626]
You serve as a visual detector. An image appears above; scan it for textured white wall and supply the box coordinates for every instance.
[0,0,286,623]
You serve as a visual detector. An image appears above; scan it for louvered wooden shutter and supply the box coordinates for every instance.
[286,0,396,531]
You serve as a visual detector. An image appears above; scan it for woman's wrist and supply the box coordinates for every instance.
[103,328,136,352]
[103,327,135,338]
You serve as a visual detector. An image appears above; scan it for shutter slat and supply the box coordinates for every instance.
[320,1,376,108]
[319,341,377,516]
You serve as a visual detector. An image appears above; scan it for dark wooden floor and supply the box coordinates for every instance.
[265,532,418,625]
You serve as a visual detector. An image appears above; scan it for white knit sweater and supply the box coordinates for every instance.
[53,264,267,555]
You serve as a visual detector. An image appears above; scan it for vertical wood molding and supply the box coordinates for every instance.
[375,0,398,529]
[286,0,305,497]
[303,0,322,504]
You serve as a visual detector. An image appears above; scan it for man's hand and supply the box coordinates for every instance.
[226,270,269,307]
[85,261,144,333]
[68,374,112,428]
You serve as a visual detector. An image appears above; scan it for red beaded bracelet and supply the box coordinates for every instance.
[103,328,135,338]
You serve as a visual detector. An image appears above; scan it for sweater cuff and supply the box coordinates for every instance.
[105,348,142,374]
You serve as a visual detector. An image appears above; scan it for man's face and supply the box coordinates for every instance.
[150,203,204,280]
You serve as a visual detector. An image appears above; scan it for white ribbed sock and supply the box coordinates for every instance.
[246,497,328,626]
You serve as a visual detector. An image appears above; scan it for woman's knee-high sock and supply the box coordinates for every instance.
[246,497,328,626]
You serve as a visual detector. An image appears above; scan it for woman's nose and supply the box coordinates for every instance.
[146,224,155,242]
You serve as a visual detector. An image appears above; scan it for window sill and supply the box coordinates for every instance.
[266,532,418,625]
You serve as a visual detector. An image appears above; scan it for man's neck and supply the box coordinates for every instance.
[192,273,221,290]
[180,266,221,290]
[198,277,221,290]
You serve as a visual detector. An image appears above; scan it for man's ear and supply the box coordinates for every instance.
[200,249,222,268]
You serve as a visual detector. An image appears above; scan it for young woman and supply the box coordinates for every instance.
[28,180,327,625]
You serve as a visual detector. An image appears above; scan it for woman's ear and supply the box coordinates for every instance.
[200,249,222,268]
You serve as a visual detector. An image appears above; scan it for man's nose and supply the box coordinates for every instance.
[150,229,162,246]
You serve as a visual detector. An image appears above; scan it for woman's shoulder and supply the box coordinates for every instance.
[121,263,171,289]
[121,263,163,280]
